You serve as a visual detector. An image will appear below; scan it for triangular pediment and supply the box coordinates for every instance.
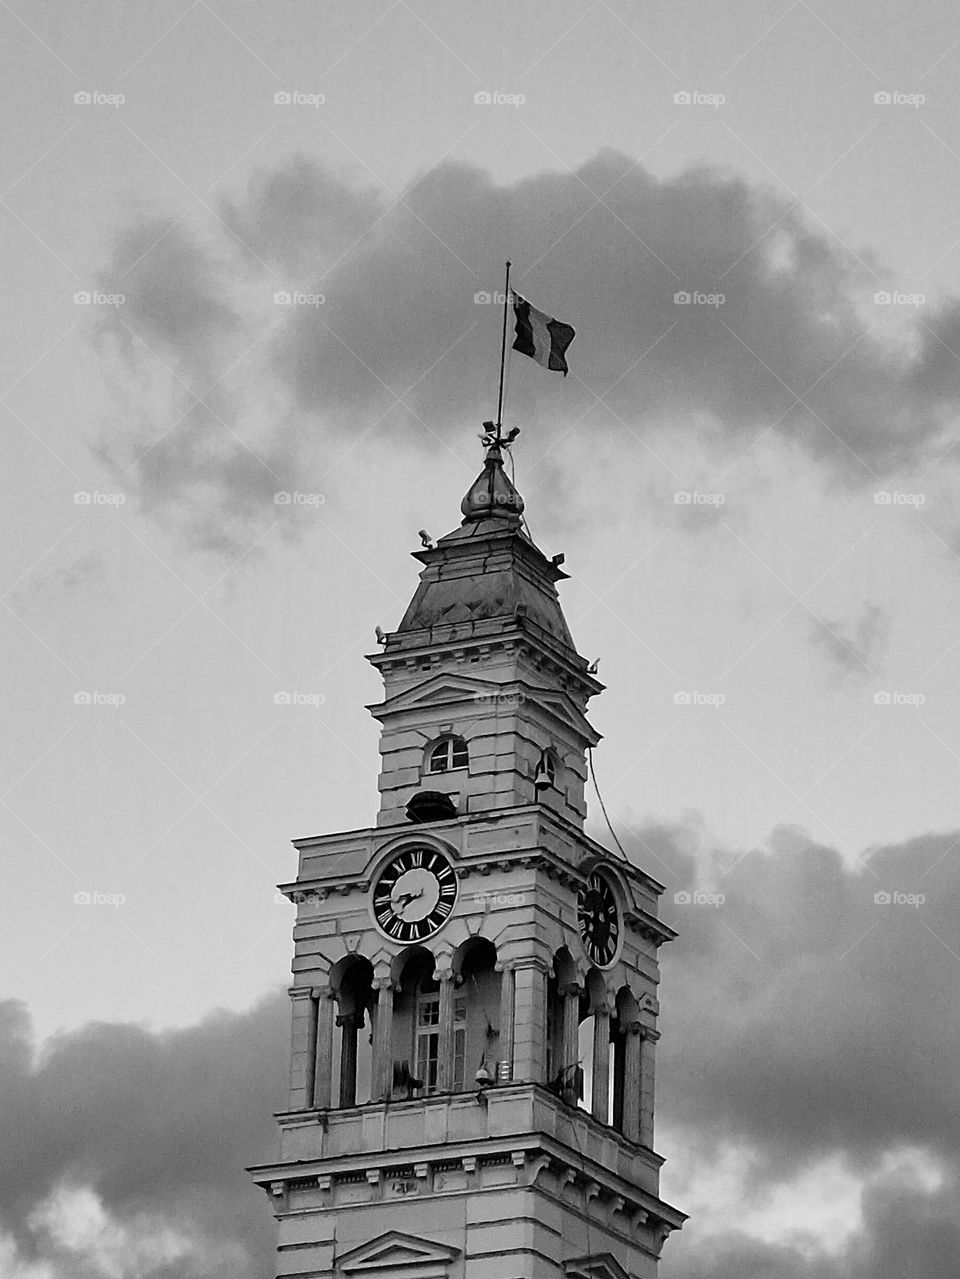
[369,672,501,716]
[563,1255,631,1279]
[336,1230,460,1275]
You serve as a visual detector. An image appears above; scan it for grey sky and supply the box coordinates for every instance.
[4,0,960,1275]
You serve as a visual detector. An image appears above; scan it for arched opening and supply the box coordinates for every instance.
[392,948,439,1094]
[546,947,582,1104]
[579,968,614,1124]
[330,956,374,1108]
[613,986,640,1135]
[453,937,500,1091]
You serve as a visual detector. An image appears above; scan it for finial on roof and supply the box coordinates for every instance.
[461,424,524,525]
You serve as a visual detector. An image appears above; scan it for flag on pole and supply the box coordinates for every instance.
[511,291,575,376]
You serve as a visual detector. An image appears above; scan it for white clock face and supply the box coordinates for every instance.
[371,847,458,942]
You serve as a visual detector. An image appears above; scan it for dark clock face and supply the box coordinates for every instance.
[578,872,620,966]
[372,846,458,942]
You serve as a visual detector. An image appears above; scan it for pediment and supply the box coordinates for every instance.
[563,1255,632,1279]
[371,673,501,715]
[336,1230,461,1276]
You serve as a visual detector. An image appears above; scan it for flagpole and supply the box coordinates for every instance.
[495,260,511,441]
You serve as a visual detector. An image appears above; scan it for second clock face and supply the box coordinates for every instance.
[578,871,620,966]
[371,846,458,942]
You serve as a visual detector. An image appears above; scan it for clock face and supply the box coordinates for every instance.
[371,846,458,942]
[578,872,620,966]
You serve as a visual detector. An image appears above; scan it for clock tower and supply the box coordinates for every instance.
[249,437,686,1279]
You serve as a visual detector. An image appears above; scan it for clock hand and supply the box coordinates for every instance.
[393,888,424,913]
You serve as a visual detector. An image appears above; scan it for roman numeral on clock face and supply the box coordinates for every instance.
[371,846,459,941]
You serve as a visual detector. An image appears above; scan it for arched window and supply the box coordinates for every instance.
[427,735,468,774]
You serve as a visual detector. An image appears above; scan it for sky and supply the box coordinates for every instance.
[4,0,960,1275]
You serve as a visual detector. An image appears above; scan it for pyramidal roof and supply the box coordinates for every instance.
[391,439,584,663]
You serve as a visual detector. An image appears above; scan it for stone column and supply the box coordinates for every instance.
[497,965,515,1083]
[337,1011,361,1108]
[287,987,318,1110]
[622,1020,642,1142]
[313,986,335,1110]
[561,981,582,1104]
[591,1000,612,1124]
[372,978,394,1101]
[639,1028,659,1148]
[436,970,456,1092]
[511,958,550,1082]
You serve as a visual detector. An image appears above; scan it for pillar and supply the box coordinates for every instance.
[622,1020,642,1142]
[287,987,318,1110]
[591,1001,611,1124]
[372,978,394,1101]
[639,1028,659,1148]
[337,1011,361,1108]
[313,986,335,1109]
[437,970,456,1091]
[511,959,549,1082]
[560,982,582,1103]
[497,964,515,1083]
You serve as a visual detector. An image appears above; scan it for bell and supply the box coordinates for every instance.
[475,1062,493,1086]
[533,763,551,790]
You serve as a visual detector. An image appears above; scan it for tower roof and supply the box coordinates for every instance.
[391,440,581,659]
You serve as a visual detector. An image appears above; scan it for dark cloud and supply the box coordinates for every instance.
[0,992,287,1278]
[92,152,960,553]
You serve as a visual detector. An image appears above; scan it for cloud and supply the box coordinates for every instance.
[91,152,960,554]
[0,993,287,1278]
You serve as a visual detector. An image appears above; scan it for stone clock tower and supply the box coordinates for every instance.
[249,439,686,1279]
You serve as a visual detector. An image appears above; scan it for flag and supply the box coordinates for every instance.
[512,292,575,376]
